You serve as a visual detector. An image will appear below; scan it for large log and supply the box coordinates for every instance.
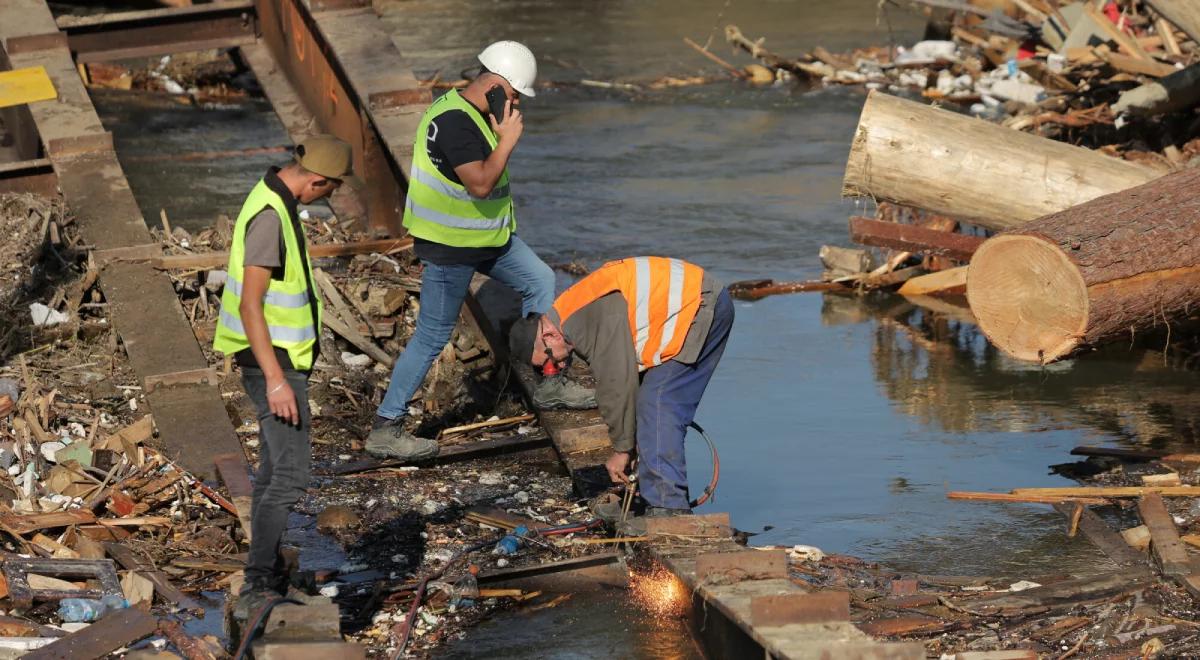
[842,91,1158,231]
[967,167,1200,363]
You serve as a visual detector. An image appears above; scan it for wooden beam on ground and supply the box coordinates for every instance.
[849,216,986,261]
[22,607,158,660]
[1052,503,1150,568]
[1138,493,1199,578]
[477,552,621,584]
[319,432,552,476]
[150,237,414,270]
[214,452,253,543]
[897,266,967,297]
[1145,0,1200,44]
[102,541,201,610]
[955,570,1153,616]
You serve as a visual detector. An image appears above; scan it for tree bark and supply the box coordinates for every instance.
[1146,0,1200,44]
[842,91,1159,231]
[967,166,1200,363]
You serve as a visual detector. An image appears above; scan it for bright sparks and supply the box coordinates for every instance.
[630,563,688,619]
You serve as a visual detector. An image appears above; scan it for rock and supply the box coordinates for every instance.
[478,471,504,486]
[421,500,441,515]
[317,505,360,533]
[341,352,372,369]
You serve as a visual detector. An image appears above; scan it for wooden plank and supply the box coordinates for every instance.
[314,268,395,367]
[1012,486,1200,498]
[1070,445,1167,460]
[214,452,253,543]
[1100,50,1177,77]
[947,492,1107,505]
[556,423,611,454]
[22,607,158,659]
[150,237,414,270]
[0,510,95,535]
[859,616,954,637]
[645,512,732,538]
[1137,493,1197,577]
[956,570,1153,616]
[849,216,985,261]
[1083,4,1150,60]
[1052,503,1149,567]
[896,266,967,296]
[320,433,551,475]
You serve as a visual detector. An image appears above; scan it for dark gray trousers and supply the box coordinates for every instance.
[241,367,311,586]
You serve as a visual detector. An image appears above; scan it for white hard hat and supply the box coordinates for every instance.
[478,40,538,97]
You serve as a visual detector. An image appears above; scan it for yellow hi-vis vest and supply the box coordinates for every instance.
[402,89,515,247]
[213,180,323,371]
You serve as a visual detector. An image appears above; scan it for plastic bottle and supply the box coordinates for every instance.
[450,565,480,608]
[493,525,529,556]
[58,594,128,623]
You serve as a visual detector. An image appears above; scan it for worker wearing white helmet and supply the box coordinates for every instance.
[368,40,591,458]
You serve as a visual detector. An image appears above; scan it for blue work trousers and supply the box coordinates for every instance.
[636,287,735,509]
[378,235,555,420]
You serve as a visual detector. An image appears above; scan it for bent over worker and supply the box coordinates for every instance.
[509,257,735,524]
[213,135,359,619]
[368,40,591,459]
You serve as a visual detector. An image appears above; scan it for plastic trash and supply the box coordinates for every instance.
[493,525,529,556]
[58,595,128,623]
[29,303,68,327]
[450,565,480,608]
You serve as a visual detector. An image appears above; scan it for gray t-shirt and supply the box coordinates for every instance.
[243,209,284,277]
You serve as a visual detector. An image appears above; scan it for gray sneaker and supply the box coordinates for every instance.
[366,418,439,460]
[533,375,597,410]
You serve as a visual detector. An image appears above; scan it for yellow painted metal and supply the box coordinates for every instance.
[0,66,57,109]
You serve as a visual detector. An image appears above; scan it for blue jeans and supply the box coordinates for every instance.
[378,235,554,420]
[636,288,734,509]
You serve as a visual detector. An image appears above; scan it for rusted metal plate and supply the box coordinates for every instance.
[2,557,123,609]
[254,0,407,233]
[645,512,732,539]
[0,158,56,196]
[308,0,370,10]
[859,615,955,637]
[255,641,367,659]
[45,132,114,160]
[750,591,851,626]
[4,33,68,55]
[890,578,919,596]
[58,1,257,64]
[695,549,787,582]
[849,216,984,262]
[22,608,158,659]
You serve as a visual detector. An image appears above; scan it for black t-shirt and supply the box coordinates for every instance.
[415,104,511,266]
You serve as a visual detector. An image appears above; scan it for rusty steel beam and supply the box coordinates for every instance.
[848,216,986,262]
[56,1,257,64]
[253,0,407,234]
[0,158,57,196]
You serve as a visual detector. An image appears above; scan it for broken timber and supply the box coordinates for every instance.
[0,0,246,481]
[21,607,158,660]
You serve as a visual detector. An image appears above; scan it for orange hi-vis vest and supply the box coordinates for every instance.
[553,257,705,371]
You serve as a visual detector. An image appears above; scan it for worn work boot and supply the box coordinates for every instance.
[233,578,280,622]
[532,375,597,410]
[366,417,439,460]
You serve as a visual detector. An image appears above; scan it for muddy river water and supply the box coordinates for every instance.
[83,0,1200,655]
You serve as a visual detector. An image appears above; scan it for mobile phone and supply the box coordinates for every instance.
[485,86,508,123]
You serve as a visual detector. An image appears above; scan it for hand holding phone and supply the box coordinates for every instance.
[486,86,508,123]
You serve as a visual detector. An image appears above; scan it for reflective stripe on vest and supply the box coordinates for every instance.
[404,197,512,231]
[218,308,317,343]
[226,274,311,308]
[553,256,704,371]
[409,166,510,202]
